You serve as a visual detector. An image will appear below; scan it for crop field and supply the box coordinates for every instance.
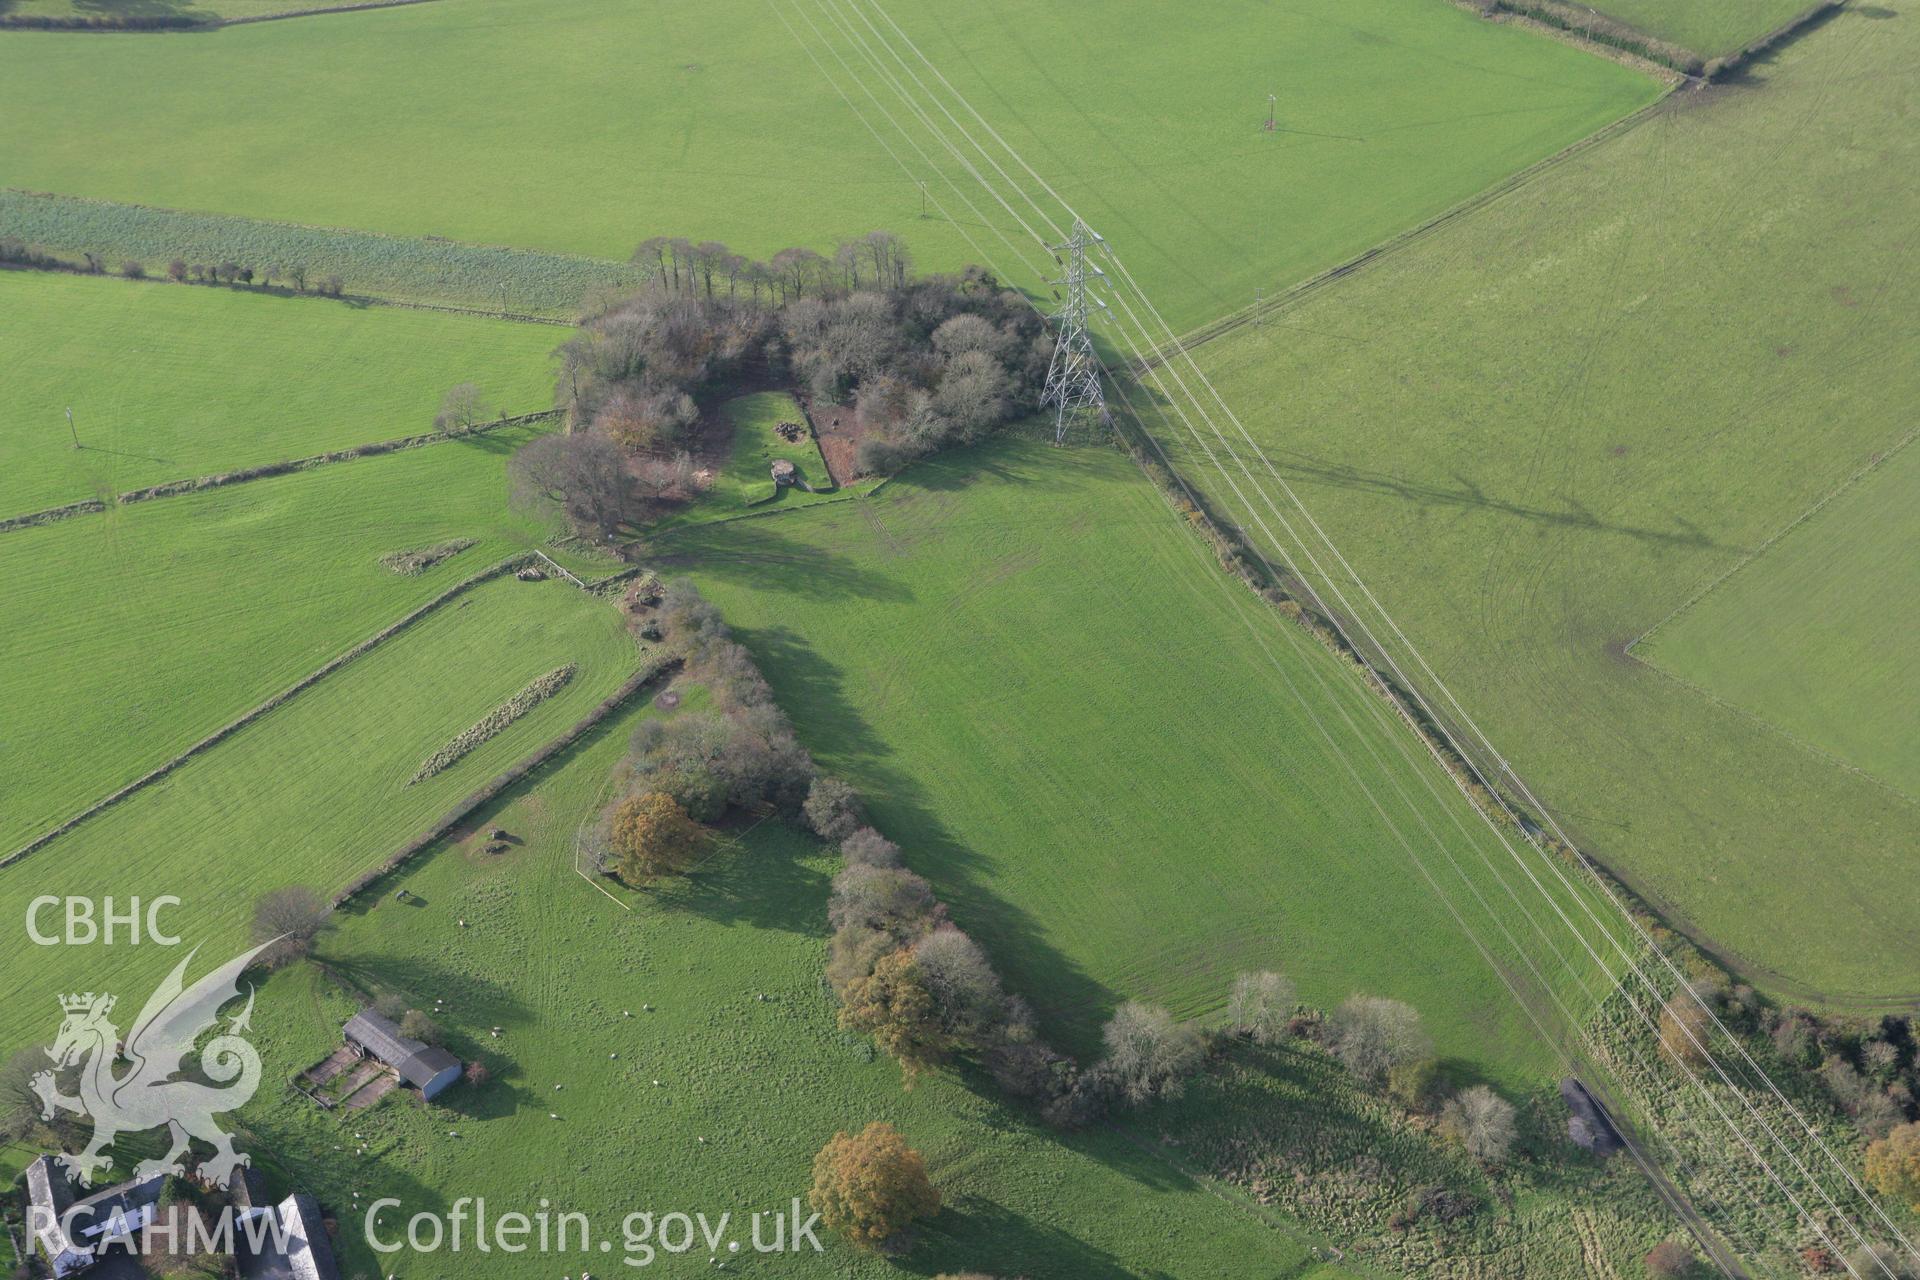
[664,438,1612,1086]
[1636,437,1920,803]
[1,270,558,515]
[1158,1,1920,1000]
[0,573,640,1056]
[3,0,329,18]
[0,0,1656,331]
[1587,0,1816,55]
[0,190,646,316]
[229,692,1358,1280]
[0,426,617,854]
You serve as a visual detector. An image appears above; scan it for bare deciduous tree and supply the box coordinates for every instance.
[914,925,1006,1039]
[1329,995,1431,1085]
[1100,1001,1204,1106]
[1440,1085,1518,1162]
[434,382,494,436]
[1225,970,1296,1046]
[509,431,635,539]
[251,886,332,968]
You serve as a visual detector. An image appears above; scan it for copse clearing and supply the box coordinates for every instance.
[1164,1,1920,999]
[0,0,1657,331]
[663,437,1609,1087]
[0,269,557,516]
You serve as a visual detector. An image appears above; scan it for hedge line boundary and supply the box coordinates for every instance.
[0,410,558,536]
[0,554,538,869]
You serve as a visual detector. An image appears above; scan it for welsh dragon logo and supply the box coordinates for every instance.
[31,941,276,1188]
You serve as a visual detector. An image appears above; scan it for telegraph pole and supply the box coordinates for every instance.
[1041,218,1108,445]
[66,406,80,449]
[1266,93,1277,132]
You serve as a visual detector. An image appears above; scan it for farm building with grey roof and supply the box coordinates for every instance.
[342,1009,462,1099]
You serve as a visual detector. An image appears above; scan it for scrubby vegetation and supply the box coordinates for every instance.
[379,537,475,576]
[409,663,576,783]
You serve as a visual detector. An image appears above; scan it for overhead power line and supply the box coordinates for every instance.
[774,1,1915,1273]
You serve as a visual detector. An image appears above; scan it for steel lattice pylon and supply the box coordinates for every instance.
[1041,219,1108,444]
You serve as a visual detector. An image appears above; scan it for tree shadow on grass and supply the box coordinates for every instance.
[893,438,1040,493]
[319,955,532,1038]
[655,516,917,605]
[650,822,831,936]
[725,623,1120,1057]
[905,1196,1139,1280]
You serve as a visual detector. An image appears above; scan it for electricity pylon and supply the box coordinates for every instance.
[1042,218,1108,445]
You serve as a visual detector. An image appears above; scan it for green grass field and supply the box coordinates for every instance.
[1637,438,1920,802]
[0,270,558,516]
[0,426,617,854]
[708,391,837,511]
[664,438,1613,1086]
[1158,1,1920,1000]
[1588,0,1817,55]
[0,0,1657,331]
[224,692,1362,1280]
[0,573,640,1056]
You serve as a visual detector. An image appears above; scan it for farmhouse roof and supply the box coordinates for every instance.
[343,1009,461,1089]
[238,1192,340,1280]
[25,1156,166,1278]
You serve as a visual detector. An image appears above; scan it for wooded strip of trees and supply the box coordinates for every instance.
[0,236,344,295]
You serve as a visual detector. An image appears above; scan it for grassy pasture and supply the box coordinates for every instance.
[663,438,1612,1087]
[0,190,645,316]
[1160,2,1920,999]
[1586,0,1817,55]
[0,270,558,516]
[1636,438,1920,802]
[0,426,613,855]
[229,695,1358,1280]
[0,573,639,1057]
[0,0,1656,331]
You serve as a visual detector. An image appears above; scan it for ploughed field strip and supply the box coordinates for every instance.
[1164,0,1920,999]
[0,0,1655,332]
[0,269,557,517]
[0,189,645,316]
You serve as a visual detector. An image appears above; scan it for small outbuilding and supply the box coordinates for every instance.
[1560,1077,1624,1156]
[343,1009,463,1101]
[770,458,799,486]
